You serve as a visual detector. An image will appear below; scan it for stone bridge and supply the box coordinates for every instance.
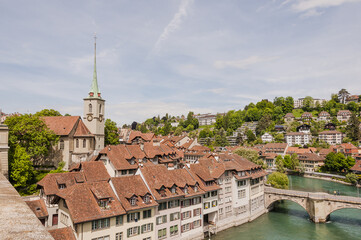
[264,187,361,222]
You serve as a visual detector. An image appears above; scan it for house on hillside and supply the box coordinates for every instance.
[318,111,331,122]
[318,131,343,145]
[284,113,295,123]
[301,112,312,122]
[285,132,311,146]
[337,110,352,122]
[261,133,274,143]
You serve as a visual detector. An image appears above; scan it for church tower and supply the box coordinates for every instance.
[83,35,105,151]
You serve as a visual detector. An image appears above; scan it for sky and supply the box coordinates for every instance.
[1,0,361,125]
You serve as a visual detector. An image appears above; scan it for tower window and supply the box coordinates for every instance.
[89,104,92,113]
[99,104,102,114]
[76,139,79,148]
[83,139,86,148]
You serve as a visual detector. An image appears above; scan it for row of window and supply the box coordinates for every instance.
[158,225,179,239]
[127,223,154,237]
[158,199,179,211]
[181,220,202,233]
[181,197,201,208]
[204,201,217,209]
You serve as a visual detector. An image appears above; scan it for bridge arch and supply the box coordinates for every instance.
[265,193,311,218]
[325,205,361,220]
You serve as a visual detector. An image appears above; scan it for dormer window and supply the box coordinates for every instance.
[130,196,137,206]
[143,194,150,203]
[194,185,198,192]
[98,199,109,209]
[171,186,176,194]
[184,187,188,194]
[58,184,66,189]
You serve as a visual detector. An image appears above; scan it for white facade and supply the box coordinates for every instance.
[261,133,274,143]
[285,133,311,146]
[319,131,343,145]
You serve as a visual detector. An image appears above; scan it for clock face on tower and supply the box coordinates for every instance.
[87,115,93,122]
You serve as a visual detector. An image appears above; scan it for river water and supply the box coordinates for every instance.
[212,175,361,240]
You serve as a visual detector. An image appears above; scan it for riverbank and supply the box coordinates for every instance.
[302,173,355,186]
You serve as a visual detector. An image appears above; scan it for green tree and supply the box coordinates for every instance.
[346,113,360,141]
[338,88,350,104]
[246,129,256,142]
[283,155,292,169]
[274,133,284,143]
[275,155,285,173]
[283,97,294,113]
[215,128,228,147]
[322,152,355,172]
[104,119,120,145]
[174,126,183,136]
[302,96,314,112]
[35,109,62,116]
[347,102,358,113]
[345,173,358,185]
[5,114,59,167]
[256,114,272,136]
[10,146,34,188]
[267,172,289,189]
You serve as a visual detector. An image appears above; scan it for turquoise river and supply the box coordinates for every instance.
[212,175,361,240]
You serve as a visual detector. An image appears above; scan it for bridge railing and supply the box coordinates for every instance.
[265,187,361,204]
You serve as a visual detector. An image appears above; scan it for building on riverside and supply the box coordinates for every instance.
[35,148,267,239]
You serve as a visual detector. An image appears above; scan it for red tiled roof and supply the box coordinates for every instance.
[25,199,48,218]
[350,160,361,172]
[42,116,80,136]
[48,227,76,240]
[111,175,158,211]
[128,131,154,143]
[319,130,341,135]
[74,120,93,137]
[56,182,126,224]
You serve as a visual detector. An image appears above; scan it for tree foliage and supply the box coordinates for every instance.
[267,172,289,189]
[345,173,358,185]
[5,114,59,192]
[105,119,120,145]
[35,109,62,117]
[346,113,360,141]
[322,152,355,172]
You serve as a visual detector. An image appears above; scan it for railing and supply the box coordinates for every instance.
[265,187,361,204]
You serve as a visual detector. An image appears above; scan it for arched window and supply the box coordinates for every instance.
[59,140,64,150]
[83,139,86,148]
[76,139,79,148]
[99,104,102,114]
[89,104,92,113]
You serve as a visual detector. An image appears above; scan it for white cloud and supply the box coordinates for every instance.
[151,0,194,55]
[291,0,361,15]
[214,56,278,70]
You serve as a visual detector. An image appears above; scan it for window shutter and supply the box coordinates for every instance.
[189,211,192,218]
[151,223,153,231]
[181,213,183,220]
[193,209,196,216]
[191,222,194,229]
[181,201,184,207]
[141,225,144,234]
[168,201,171,209]
[170,213,173,221]
[143,211,146,219]
[137,212,141,220]
[137,226,140,235]
[127,229,130,238]
[200,220,202,226]
[127,214,130,223]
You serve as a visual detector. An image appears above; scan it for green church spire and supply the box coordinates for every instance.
[89,33,101,98]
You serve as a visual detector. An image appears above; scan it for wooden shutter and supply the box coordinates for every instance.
[151,223,153,231]
[193,209,196,216]
[181,213,183,220]
[137,226,140,235]
[127,214,130,222]
[137,212,140,220]
[170,213,174,221]
[189,210,192,218]
[127,228,130,238]
[141,225,144,234]
[181,201,184,207]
